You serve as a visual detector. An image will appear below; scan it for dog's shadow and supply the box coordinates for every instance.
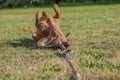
[7,38,37,49]
[6,38,54,50]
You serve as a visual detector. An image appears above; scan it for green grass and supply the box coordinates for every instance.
[0,4,120,80]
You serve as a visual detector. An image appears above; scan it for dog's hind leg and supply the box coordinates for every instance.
[36,11,42,26]
[53,4,60,19]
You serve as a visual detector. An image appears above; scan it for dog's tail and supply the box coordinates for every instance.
[65,32,70,37]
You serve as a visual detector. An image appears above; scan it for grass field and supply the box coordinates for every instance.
[0,4,120,80]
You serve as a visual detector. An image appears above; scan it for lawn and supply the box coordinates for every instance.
[0,4,120,80]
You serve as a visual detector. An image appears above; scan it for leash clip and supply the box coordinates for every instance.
[56,49,73,59]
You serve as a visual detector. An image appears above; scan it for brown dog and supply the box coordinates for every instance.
[24,4,70,50]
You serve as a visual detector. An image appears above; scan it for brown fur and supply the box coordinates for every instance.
[23,4,70,49]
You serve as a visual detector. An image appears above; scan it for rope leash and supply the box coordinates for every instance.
[56,49,81,79]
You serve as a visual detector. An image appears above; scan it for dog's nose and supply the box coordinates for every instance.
[63,42,70,48]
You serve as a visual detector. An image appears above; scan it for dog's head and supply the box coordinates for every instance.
[52,36,70,50]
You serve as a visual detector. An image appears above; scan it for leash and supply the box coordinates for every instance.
[56,49,81,79]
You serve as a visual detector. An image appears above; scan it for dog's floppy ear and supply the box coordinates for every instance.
[37,37,52,47]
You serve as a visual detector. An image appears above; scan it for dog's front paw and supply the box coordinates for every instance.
[23,27,31,32]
